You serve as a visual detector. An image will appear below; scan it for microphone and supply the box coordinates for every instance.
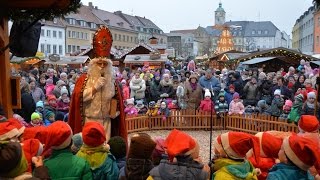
[101,72,104,77]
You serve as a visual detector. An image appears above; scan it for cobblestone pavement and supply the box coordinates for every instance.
[128,130,228,164]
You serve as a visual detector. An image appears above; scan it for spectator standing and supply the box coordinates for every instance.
[199,69,221,100]
[185,74,203,109]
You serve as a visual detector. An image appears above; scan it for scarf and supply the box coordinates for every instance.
[306,102,315,109]
[76,145,109,169]
[190,82,197,91]
[3,153,28,178]
[213,158,242,172]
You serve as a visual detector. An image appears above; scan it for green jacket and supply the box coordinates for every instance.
[44,149,93,180]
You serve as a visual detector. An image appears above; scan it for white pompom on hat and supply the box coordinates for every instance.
[204,89,211,97]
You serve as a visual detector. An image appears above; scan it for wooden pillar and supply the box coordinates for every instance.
[0,18,13,117]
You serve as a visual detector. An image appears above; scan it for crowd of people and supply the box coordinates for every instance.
[0,58,320,179]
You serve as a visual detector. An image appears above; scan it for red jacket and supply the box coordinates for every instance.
[200,99,214,112]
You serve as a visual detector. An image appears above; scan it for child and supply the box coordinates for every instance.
[146,101,158,117]
[288,94,304,124]
[265,89,284,117]
[22,138,43,172]
[267,135,319,180]
[76,122,119,179]
[302,92,319,117]
[279,100,293,121]
[256,100,269,114]
[212,132,260,179]
[168,100,179,110]
[225,84,236,105]
[71,133,83,155]
[215,90,228,115]
[45,95,58,117]
[35,101,44,116]
[158,101,170,121]
[124,98,138,116]
[121,79,130,100]
[148,129,209,180]
[45,78,55,97]
[108,136,127,170]
[200,89,214,112]
[56,87,70,114]
[135,100,148,115]
[228,92,245,115]
[30,112,43,127]
[297,115,320,147]
[44,111,55,126]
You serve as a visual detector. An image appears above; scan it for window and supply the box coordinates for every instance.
[114,34,117,41]
[135,37,138,43]
[131,37,133,42]
[122,35,125,41]
[80,32,83,39]
[72,31,75,38]
[263,45,266,49]
[252,30,255,35]
[258,30,262,35]
[47,30,51,37]
[68,30,71,38]
[47,44,51,53]
[72,45,76,52]
[77,46,80,51]
[79,21,86,27]
[59,31,62,38]
[53,45,57,54]
[264,30,268,35]
[67,45,71,53]
[317,36,319,46]
[85,33,88,40]
[127,36,129,42]
[90,23,96,29]
[40,44,45,53]
[53,18,57,24]
[41,29,44,36]
[53,31,57,38]
[59,45,63,55]
[76,32,79,39]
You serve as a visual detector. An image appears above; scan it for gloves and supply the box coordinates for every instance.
[94,77,106,90]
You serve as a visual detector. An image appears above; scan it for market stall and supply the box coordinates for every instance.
[44,55,89,69]
[124,53,168,70]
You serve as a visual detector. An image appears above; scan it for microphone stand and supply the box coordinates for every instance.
[209,89,214,180]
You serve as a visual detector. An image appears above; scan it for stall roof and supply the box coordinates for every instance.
[242,57,277,65]
[124,54,168,63]
[10,56,43,64]
[311,61,320,66]
[44,56,89,65]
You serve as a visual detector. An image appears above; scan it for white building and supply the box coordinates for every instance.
[38,19,66,56]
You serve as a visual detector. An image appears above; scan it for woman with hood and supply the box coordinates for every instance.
[129,71,146,101]
[158,74,174,99]
[150,74,161,102]
[185,74,202,109]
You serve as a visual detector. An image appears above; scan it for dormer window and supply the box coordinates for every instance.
[90,23,97,29]
[79,20,87,27]
[252,30,255,35]
[117,22,124,27]
[264,30,268,34]
[104,19,110,24]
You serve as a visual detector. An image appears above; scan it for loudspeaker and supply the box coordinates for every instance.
[9,21,41,57]
[11,77,21,109]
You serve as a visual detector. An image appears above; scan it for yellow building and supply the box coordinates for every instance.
[292,21,300,49]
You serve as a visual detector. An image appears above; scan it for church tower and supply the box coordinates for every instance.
[215,2,226,25]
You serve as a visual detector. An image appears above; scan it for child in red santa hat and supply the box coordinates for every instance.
[21,138,43,173]
[247,132,283,180]
[148,129,209,180]
[267,134,320,180]
[76,121,119,179]
[212,131,261,179]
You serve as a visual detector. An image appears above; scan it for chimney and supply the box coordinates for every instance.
[95,6,98,10]
[114,11,122,16]
[88,2,93,9]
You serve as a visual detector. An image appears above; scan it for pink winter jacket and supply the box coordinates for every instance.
[200,99,214,112]
[228,100,245,115]
[124,106,138,116]
[45,84,55,97]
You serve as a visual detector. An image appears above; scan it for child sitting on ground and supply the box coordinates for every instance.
[228,92,245,115]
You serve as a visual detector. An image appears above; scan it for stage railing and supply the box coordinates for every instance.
[125,110,299,134]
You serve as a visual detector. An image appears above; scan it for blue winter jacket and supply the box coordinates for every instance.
[267,163,314,180]
[199,76,221,94]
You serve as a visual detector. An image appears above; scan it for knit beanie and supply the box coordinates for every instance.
[218,90,225,98]
[233,92,240,99]
[71,133,83,152]
[108,136,127,159]
[45,111,55,120]
[307,92,316,99]
[31,112,41,121]
[46,78,53,85]
[36,101,44,108]
[284,100,293,108]
[257,100,267,108]
[56,80,66,87]
[60,86,69,96]
[274,89,281,96]
[295,94,304,103]
[127,133,156,159]
[204,89,211,97]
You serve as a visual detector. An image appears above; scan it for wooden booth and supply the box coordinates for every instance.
[124,53,168,70]
[44,55,89,69]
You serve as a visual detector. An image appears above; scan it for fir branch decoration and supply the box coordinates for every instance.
[5,0,81,21]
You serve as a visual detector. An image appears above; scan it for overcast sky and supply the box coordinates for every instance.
[82,0,313,35]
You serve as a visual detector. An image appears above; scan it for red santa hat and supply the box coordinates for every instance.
[0,122,19,141]
[7,118,25,137]
[166,129,197,162]
[298,115,319,133]
[283,134,320,174]
[213,135,223,154]
[220,132,260,163]
[23,126,47,144]
[44,121,72,153]
[255,132,283,158]
[82,122,106,147]
[22,139,43,172]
